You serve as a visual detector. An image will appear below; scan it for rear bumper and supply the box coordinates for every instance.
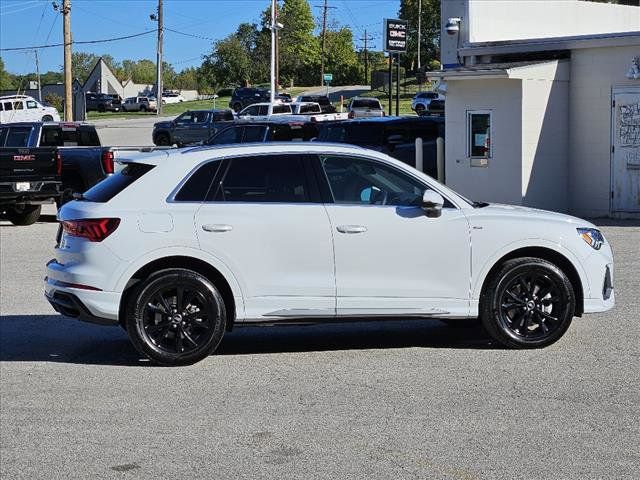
[0,181,60,205]
[45,289,119,326]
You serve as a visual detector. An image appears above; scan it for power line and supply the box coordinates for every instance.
[164,26,217,42]
[0,30,156,52]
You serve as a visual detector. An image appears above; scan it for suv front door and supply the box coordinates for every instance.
[194,154,335,321]
[316,154,471,317]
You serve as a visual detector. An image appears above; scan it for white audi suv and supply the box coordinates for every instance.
[45,143,614,365]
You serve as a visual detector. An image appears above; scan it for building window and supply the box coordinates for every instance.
[467,111,491,158]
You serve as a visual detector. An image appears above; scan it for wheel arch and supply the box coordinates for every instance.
[477,246,585,317]
[118,255,240,331]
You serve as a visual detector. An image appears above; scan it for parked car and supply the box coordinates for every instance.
[47,142,614,365]
[295,94,337,113]
[425,98,445,115]
[347,97,384,118]
[411,91,444,114]
[0,122,117,207]
[161,92,185,104]
[0,95,61,123]
[317,117,444,177]
[153,109,234,146]
[121,96,157,112]
[277,102,348,122]
[85,93,122,113]
[229,87,270,112]
[236,102,292,121]
[206,119,319,145]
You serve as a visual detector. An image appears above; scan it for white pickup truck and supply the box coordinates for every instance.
[289,102,348,122]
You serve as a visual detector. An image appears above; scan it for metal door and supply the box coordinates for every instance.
[611,87,640,213]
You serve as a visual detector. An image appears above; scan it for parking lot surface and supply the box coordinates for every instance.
[1,213,638,479]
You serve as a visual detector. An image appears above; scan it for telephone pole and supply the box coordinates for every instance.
[34,50,42,103]
[155,0,163,115]
[62,0,72,121]
[359,30,374,85]
[316,0,336,86]
[417,0,422,70]
[275,0,279,91]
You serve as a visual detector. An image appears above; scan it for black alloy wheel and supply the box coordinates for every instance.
[480,257,575,348]
[126,269,226,365]
[155,133,171,146]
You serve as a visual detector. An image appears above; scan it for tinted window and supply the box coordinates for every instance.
[207,126,242,145]
[318,123,384,145]
[82,163,155,202]
[351,99,381,109]
[174,161,221,201]
[3,102,13,111]
[5,127,32,147]
[40,127,101,147]
[258,105,269,115]
[242,126,266,142]
[217,155,310,203]
[213,111,233,121]
[272,104,290,114]
[193,111,209,123]
[26,100,38,109]
[320,155,425,206]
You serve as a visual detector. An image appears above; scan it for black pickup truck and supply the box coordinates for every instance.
[0,122,115,206]
[0,146,61,225]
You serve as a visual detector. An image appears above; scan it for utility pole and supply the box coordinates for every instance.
[359,30,374,85]
[417,0,422,70]
[270,0,276,105]
[34,50,42,103]
[316,0,336,86]
[275,0,279,91]
[155,0,163,115]
[62,0,72,121]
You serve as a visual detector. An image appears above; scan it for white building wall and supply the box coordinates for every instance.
[518,61,570,212]
[569,45,640,217]
[445,78,523,205]
[468,0,639,43]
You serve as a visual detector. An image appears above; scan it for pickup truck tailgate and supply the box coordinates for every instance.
[0,148,60,182]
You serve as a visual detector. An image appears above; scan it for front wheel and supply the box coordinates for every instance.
[42,115,54,121]
[480,257,575,348]
[140,105,147,112]
[125,269,226,366]
[6,204,41,226]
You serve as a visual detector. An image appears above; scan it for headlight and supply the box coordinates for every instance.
[577,228,604,250]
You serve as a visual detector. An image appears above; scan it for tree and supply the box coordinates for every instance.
[398,0,440,71]
[278,0,320,86]
[201,35,253,88]
[324,27,361,85]
[0,57,17,90]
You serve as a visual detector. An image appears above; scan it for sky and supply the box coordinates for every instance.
[0,0,401,75]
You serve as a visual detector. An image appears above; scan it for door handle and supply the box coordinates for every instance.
[336,225,367,234]
[202,224,232,233]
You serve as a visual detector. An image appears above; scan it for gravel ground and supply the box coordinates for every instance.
[0,212,638,480]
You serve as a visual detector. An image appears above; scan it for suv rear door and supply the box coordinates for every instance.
[192,153,335,320]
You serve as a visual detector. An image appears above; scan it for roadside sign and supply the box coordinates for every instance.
[323,73,333,82]
[383,18,408,53]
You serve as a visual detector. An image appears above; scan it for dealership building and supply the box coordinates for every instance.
[430,0,640,218]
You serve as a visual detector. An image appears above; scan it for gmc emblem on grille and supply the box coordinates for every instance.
[13,154,35,162]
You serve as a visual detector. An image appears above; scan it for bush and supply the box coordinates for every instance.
[43,93,62,112]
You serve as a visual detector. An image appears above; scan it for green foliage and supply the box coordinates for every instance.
[278,0,320,85]
[398,0,440,71]
[0,57,16,90]
[324,28,361,85]
[44,93,62,112]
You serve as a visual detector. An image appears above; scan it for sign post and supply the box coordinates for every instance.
[383,18,408,116]
[323,73,333,96]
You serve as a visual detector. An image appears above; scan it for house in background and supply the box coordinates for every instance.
[430,0,640,218]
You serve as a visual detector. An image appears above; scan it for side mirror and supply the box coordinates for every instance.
[422,190,444,218]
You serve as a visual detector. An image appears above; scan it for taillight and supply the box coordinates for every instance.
[61,218,120,242]
[101,150,114,174]
[56,151,62,176]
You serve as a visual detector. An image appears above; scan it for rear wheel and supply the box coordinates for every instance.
[42,115,54,121]
[6,204,41,226]
[97,104,106,113]
[125,269,226,366]
[415,104,425,114]
[480,257,575,348]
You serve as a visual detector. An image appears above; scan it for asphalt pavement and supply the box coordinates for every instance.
[0,213,638,479]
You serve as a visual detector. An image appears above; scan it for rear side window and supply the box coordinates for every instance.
[207,126,242,145]
[174,161,221,201]
[5,127,32,147]
[273,105,290,114]
[215,155,310,203]
[82,163,154,202]
[242,126,266,142]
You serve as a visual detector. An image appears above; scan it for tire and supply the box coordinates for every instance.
[155,133,171,146]
[415,104,425,114]
[140,105,147,112]
[125,268,226,366]
[232,102,242,113]
[97,104,106,113]
[6,204,41,226]
[480,257,575,349]
[42,115,54,121]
